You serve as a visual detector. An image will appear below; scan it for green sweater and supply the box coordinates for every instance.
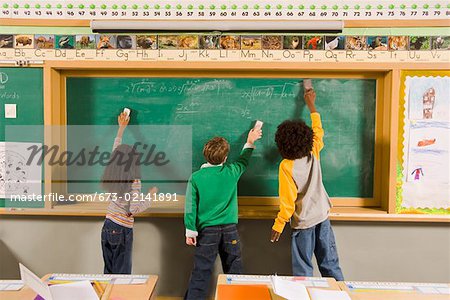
[184,146,254,237]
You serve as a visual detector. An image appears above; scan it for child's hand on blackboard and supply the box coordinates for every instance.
[186,237,197,246]
[118,112,130,128]
[304,89,317,113]
[270,229,281,243]
[148,186,159,195]
[247,128,263,145]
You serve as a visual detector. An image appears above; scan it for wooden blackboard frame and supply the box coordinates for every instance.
[1,60,448,222]
[1,18,448,29]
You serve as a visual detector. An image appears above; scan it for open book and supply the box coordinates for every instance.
[19,263,98,300]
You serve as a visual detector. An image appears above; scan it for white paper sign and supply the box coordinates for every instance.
[0,142,42,199]
[271,275,310,300]
[402,76,450,209]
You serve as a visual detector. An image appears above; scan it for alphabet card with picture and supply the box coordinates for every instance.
[0,142,42,206]
[398,73,450,213]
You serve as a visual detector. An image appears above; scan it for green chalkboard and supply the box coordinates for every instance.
[67,77,376,198]
[0,68,44,208]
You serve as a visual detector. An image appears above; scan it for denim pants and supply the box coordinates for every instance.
[185,224,243,300]
[101,219,133,274]
[291,219,344,281]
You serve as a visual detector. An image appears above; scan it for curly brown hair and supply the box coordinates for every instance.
[275,120,314,160]
[203,137,230,165]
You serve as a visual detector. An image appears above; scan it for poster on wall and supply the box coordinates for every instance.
[397,72,450,214]
[0,142,42,200]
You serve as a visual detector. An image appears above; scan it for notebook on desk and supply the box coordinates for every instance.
[47,273,148,285]
[217,284,271,300]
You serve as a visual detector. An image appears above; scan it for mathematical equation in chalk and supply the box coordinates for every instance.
[125,79,234,96]
[161,81,300,121]
[241,83,300,102]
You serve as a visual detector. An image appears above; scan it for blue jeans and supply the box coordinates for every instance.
[185,224,243,300]
[291,219,344,281]
[101,219,133,274]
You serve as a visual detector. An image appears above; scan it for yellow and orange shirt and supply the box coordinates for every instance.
[272,112,332,233]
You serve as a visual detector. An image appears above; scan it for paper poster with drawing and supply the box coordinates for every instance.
[0,142,42,199]
[401,76,450,210]
[407,76,450,121]
[406,121,449,184]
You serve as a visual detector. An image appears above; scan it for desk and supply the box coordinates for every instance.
[214,274,340,300]
[338,281,450,300]
[0,274,158,300]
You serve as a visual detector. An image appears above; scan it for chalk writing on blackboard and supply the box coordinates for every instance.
[0,72,8,85]
[241,83,299,102]
[126,81,156,95]
[125,79,234,97]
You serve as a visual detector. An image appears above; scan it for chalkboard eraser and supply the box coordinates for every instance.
[254,120,264,130]
[303,79,313,91]
[123,107,131,119]
[8,208,24,211]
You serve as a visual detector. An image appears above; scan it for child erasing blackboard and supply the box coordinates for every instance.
[184,127,262,299]
[270,83,344,281]
[100,111,157,274]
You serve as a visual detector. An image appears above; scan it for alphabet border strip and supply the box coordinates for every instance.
[1,34,449,63]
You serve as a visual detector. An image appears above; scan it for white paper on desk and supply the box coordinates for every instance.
[0,280,24,291]
[20,263,98,300]
[20,263,53,300]
[114,277,147,285]
[49,281,98,300]
[437,287,450,294]
[308,288,351,300]
[271,275,310,300]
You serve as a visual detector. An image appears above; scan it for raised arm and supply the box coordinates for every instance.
[304,89,324,159]
[112,112,130,151]
[228,128,263,177]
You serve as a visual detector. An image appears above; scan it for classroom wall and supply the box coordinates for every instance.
[0,217,449,297]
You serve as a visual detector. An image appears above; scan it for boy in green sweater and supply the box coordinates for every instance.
[184,128,262,300]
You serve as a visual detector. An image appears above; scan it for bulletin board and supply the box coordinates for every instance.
[397,70,450,214]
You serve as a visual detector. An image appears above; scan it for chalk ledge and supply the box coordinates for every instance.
[1,204,449,223]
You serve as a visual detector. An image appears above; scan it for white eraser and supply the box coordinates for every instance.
[123,108,131,118]
[254,120,263,129]
[303,79,313,91]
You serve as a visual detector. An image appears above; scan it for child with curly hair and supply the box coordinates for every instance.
[270,88,344,281]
